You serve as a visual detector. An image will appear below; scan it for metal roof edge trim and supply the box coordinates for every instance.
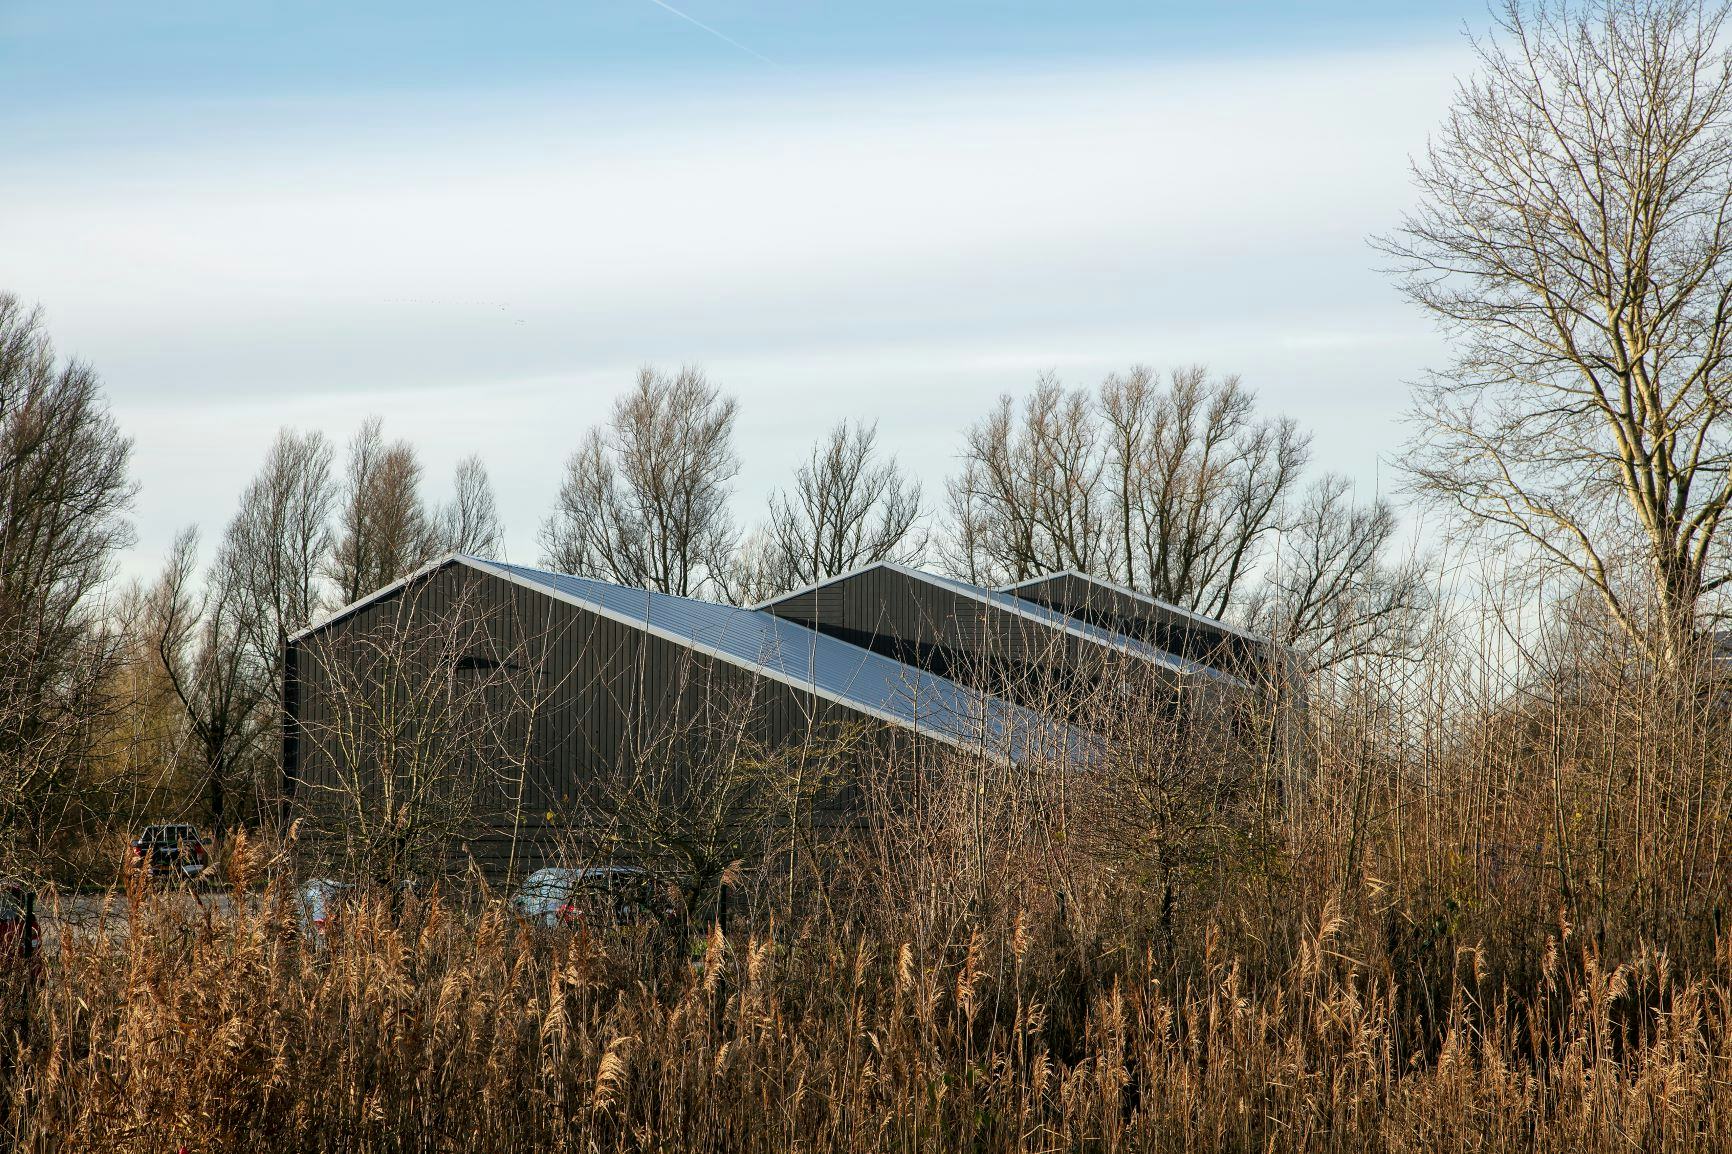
[998,568,1274,647]
[467,558,1016,758]
[753,560,1232,680]
[287,552,472,644]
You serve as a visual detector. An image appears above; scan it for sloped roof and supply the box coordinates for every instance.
[293,554,1072,761]
[756,560,1244,686]
[999,568,1270,646]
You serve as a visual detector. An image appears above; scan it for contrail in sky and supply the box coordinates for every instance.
[641,0,779,67]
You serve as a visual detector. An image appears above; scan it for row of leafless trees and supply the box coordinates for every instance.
[536,366,932,604]
[538,363,1427,673]
[0,285,1406,874]
[17,0,1732,887]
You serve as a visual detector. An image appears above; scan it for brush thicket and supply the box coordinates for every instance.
[8,600,1732,1152]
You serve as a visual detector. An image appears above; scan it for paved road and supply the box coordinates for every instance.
[35,888,250,956]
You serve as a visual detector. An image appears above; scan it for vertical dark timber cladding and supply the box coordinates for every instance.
[1007,571,1261,679]
[281,639,299,821]
[290,558,983,881]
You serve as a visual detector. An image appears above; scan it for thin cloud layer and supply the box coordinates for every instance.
[0,50,1461,577]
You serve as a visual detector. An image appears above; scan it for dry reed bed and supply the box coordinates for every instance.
[0,883,1728,1153]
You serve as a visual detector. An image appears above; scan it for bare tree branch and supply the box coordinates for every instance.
[1380,0,1732,667]
[540,366,739,599]
[751,419,926,596]
[438,453,503,557]
[330,417,439,605]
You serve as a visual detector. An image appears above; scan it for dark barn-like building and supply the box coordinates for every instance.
[283,556,1054,874]
[755,562,1246,714]
[998,570,1277,683]
[283,555,1282,881]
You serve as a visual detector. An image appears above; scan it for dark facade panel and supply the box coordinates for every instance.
[757,563,1234,715]
[1001,571,1273,681]
[284,558,1048,876]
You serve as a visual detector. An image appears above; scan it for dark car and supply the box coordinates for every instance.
[510,867,679,929]
[130,823,209,879]
[0,880,41,973]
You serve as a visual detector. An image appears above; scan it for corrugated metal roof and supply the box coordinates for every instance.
[759,561,1243,687]
[916,568,1241,683]
[999,569,1271,646]
[472,559,1072,762]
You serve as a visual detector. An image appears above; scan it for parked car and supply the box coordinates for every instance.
[129,823,209,879]
[510,867,679,930]
[296,877,420,942]
[0,879,42,975]
[297,877,351,941]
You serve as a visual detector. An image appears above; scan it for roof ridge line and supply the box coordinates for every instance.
[469,558,1034,757]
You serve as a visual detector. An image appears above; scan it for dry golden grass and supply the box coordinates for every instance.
[4,872,1732,1152]
[11,604,1732,1151]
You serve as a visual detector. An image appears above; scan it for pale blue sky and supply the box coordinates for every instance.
[3,3,1479,99]
[0,2,1483,578]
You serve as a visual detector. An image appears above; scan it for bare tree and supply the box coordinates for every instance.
[565,663,859,922]
[1381,0,1732,668]
[756,419,925,594]
[943,367,1306,620]
[1068,661,1282,946]
[330,417,438,604]
[1100,366,1307,618]
[439,453,502,557]
[148,529,273,836]
[0,294,133,853]
[1246,474,1428,673]
[540,366,739,598]
[717,526,786,608]
[225,429,335,695]
[942,375,1110,584]
[95,584,193,826]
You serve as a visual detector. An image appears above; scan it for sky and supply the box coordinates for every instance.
[0,1,1484,583]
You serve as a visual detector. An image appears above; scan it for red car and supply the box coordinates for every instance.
[0,880,41,973]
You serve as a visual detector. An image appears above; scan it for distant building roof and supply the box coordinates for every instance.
[294,554,1073,762]
[757,560,1244,686]
[998,569,1275,681]
[999,569,1270,645]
